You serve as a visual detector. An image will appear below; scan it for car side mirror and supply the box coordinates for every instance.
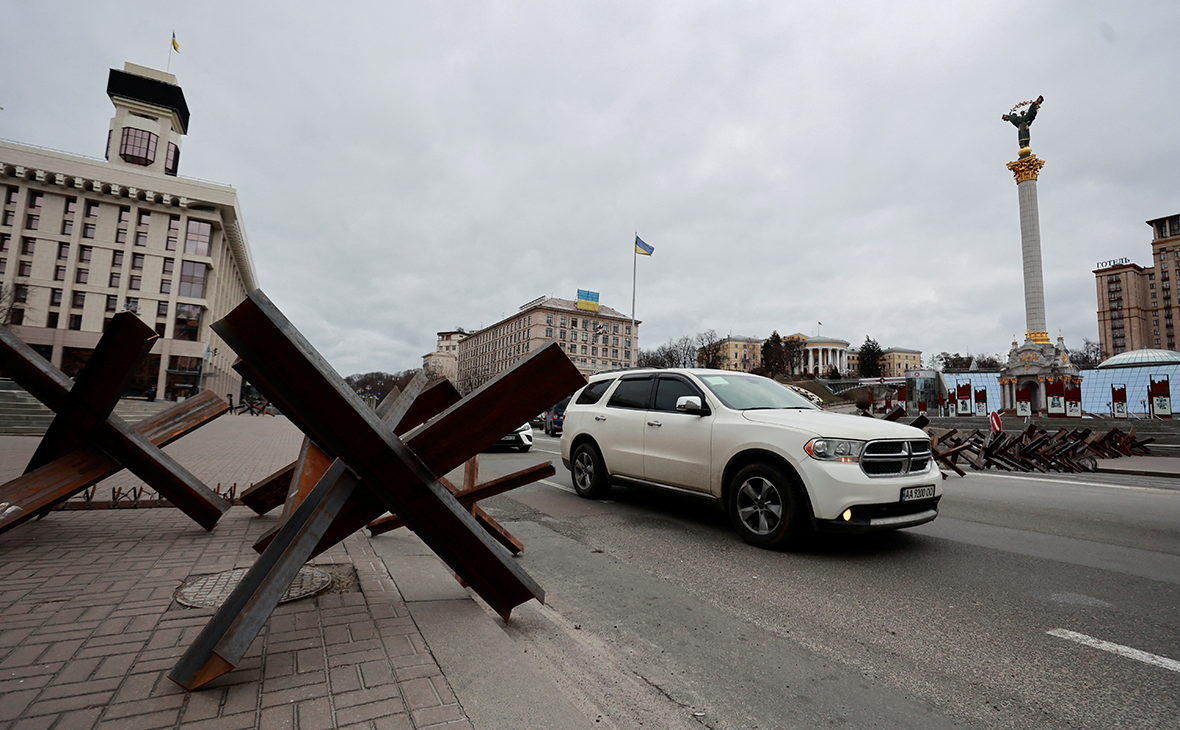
[676,395,709,415]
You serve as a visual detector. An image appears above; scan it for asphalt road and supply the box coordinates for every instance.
[471,434,1180,729]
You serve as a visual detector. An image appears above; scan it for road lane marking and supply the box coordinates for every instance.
[1048,629,1180,673]
[973,472,1176,495]
[541,479,576,494]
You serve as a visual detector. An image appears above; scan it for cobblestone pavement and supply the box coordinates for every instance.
[0,413,474,730]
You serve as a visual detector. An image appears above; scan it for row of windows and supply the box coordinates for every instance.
[2,192,212,256]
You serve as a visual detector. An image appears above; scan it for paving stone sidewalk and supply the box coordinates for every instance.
[0,414,474,730]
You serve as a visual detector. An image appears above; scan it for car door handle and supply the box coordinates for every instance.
[594,415,607,421]
[647,420,662,427]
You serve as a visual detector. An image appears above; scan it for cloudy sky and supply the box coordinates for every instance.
[3,1,1177,377]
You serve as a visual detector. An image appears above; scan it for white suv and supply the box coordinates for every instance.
[560,368,940,548]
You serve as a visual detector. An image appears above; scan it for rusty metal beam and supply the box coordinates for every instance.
[366,462,556,536]
[0,391,228,534]
[27,312,157,472]
[208,291,573,615]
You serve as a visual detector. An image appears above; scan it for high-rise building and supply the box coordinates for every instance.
[1094,213,1180,358]
[1,63,257,401]
[448,295,638,392]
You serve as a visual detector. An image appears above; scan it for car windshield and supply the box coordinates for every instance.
[696,373,821,411]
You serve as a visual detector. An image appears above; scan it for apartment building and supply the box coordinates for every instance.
[717,335,762,371]
[0,63,257,401]
[450,295,638,392]
[1094,213,1180,358]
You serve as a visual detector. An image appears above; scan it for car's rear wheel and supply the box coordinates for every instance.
[727,463,808,548]
[571,443,610,498]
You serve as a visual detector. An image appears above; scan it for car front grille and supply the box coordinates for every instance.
[860,439,932,477]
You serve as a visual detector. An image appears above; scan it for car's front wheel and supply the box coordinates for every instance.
[571,443,610,498]
[727,463,808,548]
[517,445,531,453]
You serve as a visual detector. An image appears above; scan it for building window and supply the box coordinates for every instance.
[174,304,203,341]
[109,272,120,287]
[106,295,117,312]
[119,128,158,166]
[163,258,174,275]
[61,220,73,235]
[165,143,180,176]
[157,301,168,318]
[129,275,142,291]
[559,330,566,340]
[18,260,32,277]
[46,312,59,329]
[112,251,124,268]
[85,201,99,218]
[68,314,82,331]
[138,211,151,227]
[185,220,212,256]
[4,187,16,205]
[21,238,35,255]
[0,234,8,251]
[65,197,77,215]
[54,265,66,281]
[116,229,127,244]
[179,261,209,297]
[72,292,85,309]
[51,289,63,306]
[132,253,145,270]
[1,211,13,226]
[135,231,148,247]
[27,191,42,209]
[160,279,171,294]
[0,258,5,274]
[14,284,28,303]
[25,214,38,230]
[82,223,96,239]
[75,268,88,284]
[79,245,92,263]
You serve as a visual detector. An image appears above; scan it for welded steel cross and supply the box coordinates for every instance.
[0,313,230,534]
[169,289,584,690]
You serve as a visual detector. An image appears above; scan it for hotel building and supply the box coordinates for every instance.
[1094,213,1180,358]
[0,63,257,401]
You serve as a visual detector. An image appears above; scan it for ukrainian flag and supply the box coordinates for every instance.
[576,289,600,312]
[635,235,654,256]
[172,32,179,52]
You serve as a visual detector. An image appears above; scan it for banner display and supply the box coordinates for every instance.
[1016,386,1032,417]
[956,383,972,416]
[1111,384,1127,419]
[1149,376,1171,418]
[974,388,987,417]
[1045,380,1066,417]
[1065,383,1082,418]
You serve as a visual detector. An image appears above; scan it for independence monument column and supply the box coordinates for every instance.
[998,96,1081,414]
[1004,95,1049,344]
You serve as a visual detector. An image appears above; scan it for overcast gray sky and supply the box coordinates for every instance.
[3,1,1177,377]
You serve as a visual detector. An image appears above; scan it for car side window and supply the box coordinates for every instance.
[576,379,613,405]
[653,376,703,413]
[606,377,653,409]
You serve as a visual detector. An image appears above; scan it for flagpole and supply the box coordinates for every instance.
[631,233,637,368]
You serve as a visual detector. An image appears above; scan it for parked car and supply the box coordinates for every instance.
[560,368,940,548]
[544,397,571,436]
[496,422,534,452]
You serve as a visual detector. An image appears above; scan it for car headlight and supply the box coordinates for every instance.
[804,438,865,463]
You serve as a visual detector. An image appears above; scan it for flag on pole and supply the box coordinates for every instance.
[635,235,654,256]
[576,289,600,312]
[172,32,180,52]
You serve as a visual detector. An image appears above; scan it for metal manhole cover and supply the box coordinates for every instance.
[175,566,333,608]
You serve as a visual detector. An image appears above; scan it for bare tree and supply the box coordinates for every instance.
[1067,338,1103,367]
[695,329,726,369]
[0,285,15,327]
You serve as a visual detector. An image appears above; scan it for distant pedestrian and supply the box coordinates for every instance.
[145,385,156,402]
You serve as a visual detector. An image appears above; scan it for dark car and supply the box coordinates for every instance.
[544,397,571,436]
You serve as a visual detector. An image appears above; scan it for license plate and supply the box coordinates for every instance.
[900,485,935,502]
